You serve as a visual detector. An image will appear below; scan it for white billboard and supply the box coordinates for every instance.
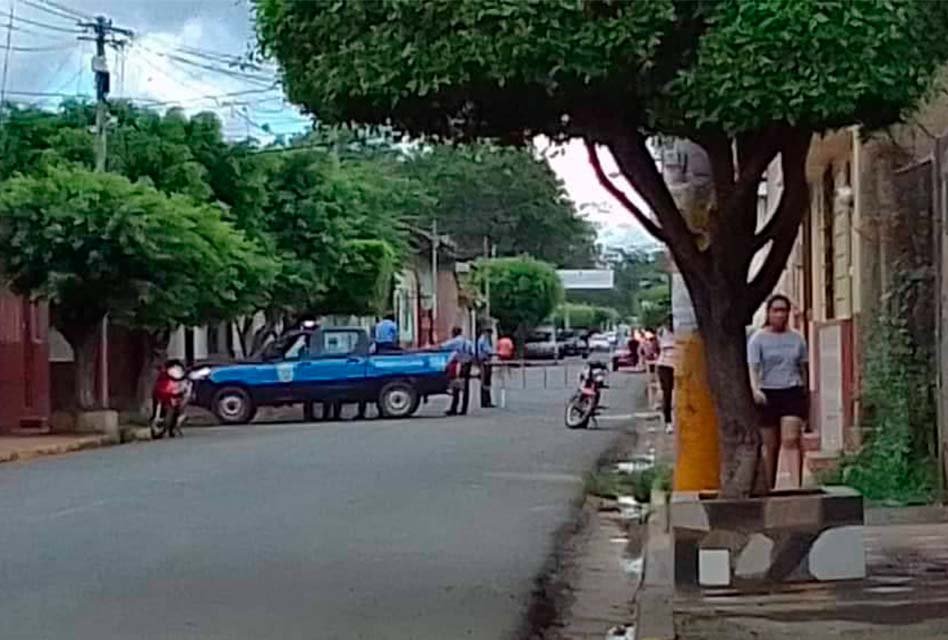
[557,269,615,290]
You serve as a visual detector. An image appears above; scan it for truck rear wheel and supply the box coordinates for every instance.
[377,381,420,419]
[212,386,257,425]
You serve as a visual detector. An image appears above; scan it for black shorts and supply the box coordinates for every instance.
[760,387,808,425]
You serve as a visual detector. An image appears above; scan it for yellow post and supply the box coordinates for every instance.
[673,332,721,491]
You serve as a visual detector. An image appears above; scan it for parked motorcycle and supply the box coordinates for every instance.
[565,361,609,429]
[150,360,193,439]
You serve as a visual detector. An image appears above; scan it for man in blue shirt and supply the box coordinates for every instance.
[476,328,495,408]
[374,313,399,352]
[442,326,474,415]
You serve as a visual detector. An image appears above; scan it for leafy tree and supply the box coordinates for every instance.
[639,285,672,331]
[257,0,948,496]
[557,303,618,331]
[476,257,563,345]
[0,103,414,359]
[403,143,596,267]
[240,148,429,352]
[0,167,277,411]
[568,248,667,320]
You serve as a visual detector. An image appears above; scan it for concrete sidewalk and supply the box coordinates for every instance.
[0,433,116,464]
[660,509,948,639]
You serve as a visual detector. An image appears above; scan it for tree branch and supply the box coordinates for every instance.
[734,125,787,237]
[600,130,710,281]
[746,132,811,312]
[695,131,734,209]
[584,139,667,242]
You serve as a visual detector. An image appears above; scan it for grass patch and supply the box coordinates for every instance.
[586,462,673,503]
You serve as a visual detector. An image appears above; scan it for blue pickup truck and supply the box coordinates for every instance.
[190,327,454,424]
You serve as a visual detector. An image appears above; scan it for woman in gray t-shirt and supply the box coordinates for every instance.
[748,294,808,489]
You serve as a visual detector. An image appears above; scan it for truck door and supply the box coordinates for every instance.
[295,329,368,401]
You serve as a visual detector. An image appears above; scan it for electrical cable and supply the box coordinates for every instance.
[138,44,276,86]
[0,0,18,119]
[11,13,78,33]
[36,0,90,21]
[19,0,79,23]
[9,41,74,51]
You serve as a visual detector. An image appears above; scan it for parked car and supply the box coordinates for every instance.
[524,329,559,360]
[190,327,454,424]
[587,333,612,352]
[557,330,589,358]
[611,348,637,371]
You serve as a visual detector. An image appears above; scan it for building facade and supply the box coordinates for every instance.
[0,290,49,432]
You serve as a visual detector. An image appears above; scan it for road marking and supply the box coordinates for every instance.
[484,471,583,484]
[596,414,634,421]
[44,499,110,520]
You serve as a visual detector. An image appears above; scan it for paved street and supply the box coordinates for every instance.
[0,366,643,640]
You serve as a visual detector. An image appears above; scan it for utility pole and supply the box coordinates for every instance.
[431,219,438,343]
[79,15,133,408]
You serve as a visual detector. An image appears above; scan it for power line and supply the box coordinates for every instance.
[131,85,281,108]
[19,0,78,23]
[11,13,79,33]
[138,44,276,86]
[4,89,91,98]
[1,0,18,116]
[10,41,74,51]
[35,0,90,21]
[147,36,270,73]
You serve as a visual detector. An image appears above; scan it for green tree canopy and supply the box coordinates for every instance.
[256,0,948,496]
[0,166,277,409]
[557,303,619,331]
[568,248,667,320]
[402,143,596,267]
[476,256,563,337]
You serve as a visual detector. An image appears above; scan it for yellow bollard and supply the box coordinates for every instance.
[673,333,721,491]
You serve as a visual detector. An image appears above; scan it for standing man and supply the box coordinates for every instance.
[374,313,399,352]
[476,327,495,408]
[442,326,474,416]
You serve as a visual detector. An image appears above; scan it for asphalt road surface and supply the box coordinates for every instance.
[0,367,644,640]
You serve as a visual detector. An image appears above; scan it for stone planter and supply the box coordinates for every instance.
[671,486,865,590]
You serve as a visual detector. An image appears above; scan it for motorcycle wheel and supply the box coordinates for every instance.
[565,395,594,429]
[150,418,167,440]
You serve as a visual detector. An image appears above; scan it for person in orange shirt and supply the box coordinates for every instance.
[496,335,515,361]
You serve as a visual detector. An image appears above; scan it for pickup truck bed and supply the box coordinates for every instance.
[190,327,454,424]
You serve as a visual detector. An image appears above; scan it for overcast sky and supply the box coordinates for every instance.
[6,0,654,249]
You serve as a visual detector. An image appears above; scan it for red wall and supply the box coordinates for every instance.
[0,291,49,431]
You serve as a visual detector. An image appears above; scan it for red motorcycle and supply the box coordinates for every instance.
[150,360,191,439]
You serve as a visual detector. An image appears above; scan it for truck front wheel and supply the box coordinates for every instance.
[212,386,257,425]
[377,381,420,419]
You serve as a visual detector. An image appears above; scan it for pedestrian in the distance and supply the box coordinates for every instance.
[374,313,399,352]
[627,332,641,370]
[748,294,808,490]
[476,328,495,408]
[496,334,514,361]
[442,326,474,416]
[656,319,677,434]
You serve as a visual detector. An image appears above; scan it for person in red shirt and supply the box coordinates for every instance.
[496,335,515,361]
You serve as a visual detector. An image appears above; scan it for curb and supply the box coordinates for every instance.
[635,487,675,640]
[0,434,118,464]
[0,425,156,466]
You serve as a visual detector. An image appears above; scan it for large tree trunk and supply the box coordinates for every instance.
[695,304,766,498]
[62,321,103,411]
[135,329,171,420]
